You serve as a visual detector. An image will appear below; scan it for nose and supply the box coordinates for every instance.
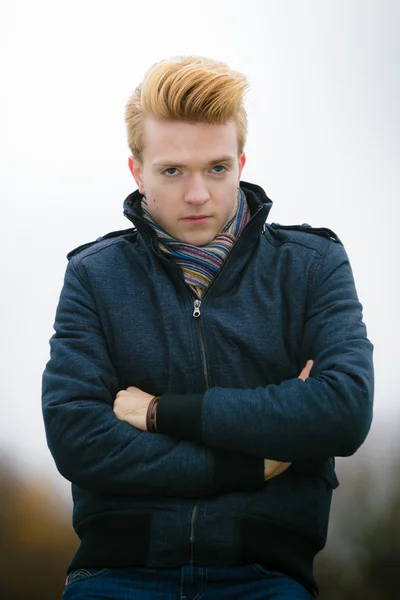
[184,174,210,205]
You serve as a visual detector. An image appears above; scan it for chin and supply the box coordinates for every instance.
[178,230,216,247]
[187,235,215,247]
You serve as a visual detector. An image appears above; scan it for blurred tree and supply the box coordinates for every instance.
[316,456,400,600]
[0,457,77,600]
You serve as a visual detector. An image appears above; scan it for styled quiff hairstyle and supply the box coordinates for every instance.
[125,56,249,162]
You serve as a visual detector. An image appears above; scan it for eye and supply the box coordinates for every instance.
[163,168,179,177]
[211,165,227,174]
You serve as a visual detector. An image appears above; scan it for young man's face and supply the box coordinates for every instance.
[129,118,246,246]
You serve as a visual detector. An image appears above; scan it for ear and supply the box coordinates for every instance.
[128,156,145,195]
[238,153,246,181]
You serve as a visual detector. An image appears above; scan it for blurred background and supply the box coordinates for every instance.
[1,0,399,598]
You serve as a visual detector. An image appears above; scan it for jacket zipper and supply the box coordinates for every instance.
[193,299,210,389]
[190,297,210,564]
[189,503,198,564]
[193,299,201,317]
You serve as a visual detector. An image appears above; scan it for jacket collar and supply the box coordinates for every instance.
[123,181,273,247]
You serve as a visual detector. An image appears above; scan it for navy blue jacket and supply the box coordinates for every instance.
[42,181,374,595]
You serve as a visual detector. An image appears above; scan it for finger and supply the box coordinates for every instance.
[298,359,314,381]
[264,460,292,479]
[265,462,292,481]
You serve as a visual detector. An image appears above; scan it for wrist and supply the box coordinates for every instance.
[146,395,161,432]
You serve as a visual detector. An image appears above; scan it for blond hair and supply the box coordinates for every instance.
[125,56,249,161]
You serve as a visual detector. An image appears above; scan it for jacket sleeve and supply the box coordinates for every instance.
[42,258,264,496]
[156,241,374,461]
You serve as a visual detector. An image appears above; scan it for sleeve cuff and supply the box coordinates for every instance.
[156,393,203,442]
[212,451,265,493]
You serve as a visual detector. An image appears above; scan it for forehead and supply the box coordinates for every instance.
[142,117,239,165]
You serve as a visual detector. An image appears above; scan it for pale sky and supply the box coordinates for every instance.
[1,0,399,485]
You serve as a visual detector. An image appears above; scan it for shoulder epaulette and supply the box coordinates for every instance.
[67,227,136,260]
[269,222,342,244]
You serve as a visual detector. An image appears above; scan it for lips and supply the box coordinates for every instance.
[183,215,210,223]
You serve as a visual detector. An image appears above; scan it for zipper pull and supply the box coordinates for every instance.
[193,299,201,318]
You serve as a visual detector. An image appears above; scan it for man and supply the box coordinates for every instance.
[42,56,374,599]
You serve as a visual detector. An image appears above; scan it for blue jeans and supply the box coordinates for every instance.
[62,565,314,599]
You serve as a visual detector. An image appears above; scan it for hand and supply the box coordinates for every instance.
[264,359,314,481]
[264,459,292,481]
[113,386,154,431]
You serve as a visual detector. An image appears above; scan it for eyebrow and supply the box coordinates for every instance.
[153,155,237,168]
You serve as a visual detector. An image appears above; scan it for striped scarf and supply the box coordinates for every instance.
[142,188,250,298]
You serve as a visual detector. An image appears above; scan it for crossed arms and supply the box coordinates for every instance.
[42,241,373,497]
[113,361,313,482]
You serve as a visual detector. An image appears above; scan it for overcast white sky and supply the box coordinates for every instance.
[1,0,399,485]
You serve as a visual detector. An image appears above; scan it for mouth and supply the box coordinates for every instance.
[182,215,211,224]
